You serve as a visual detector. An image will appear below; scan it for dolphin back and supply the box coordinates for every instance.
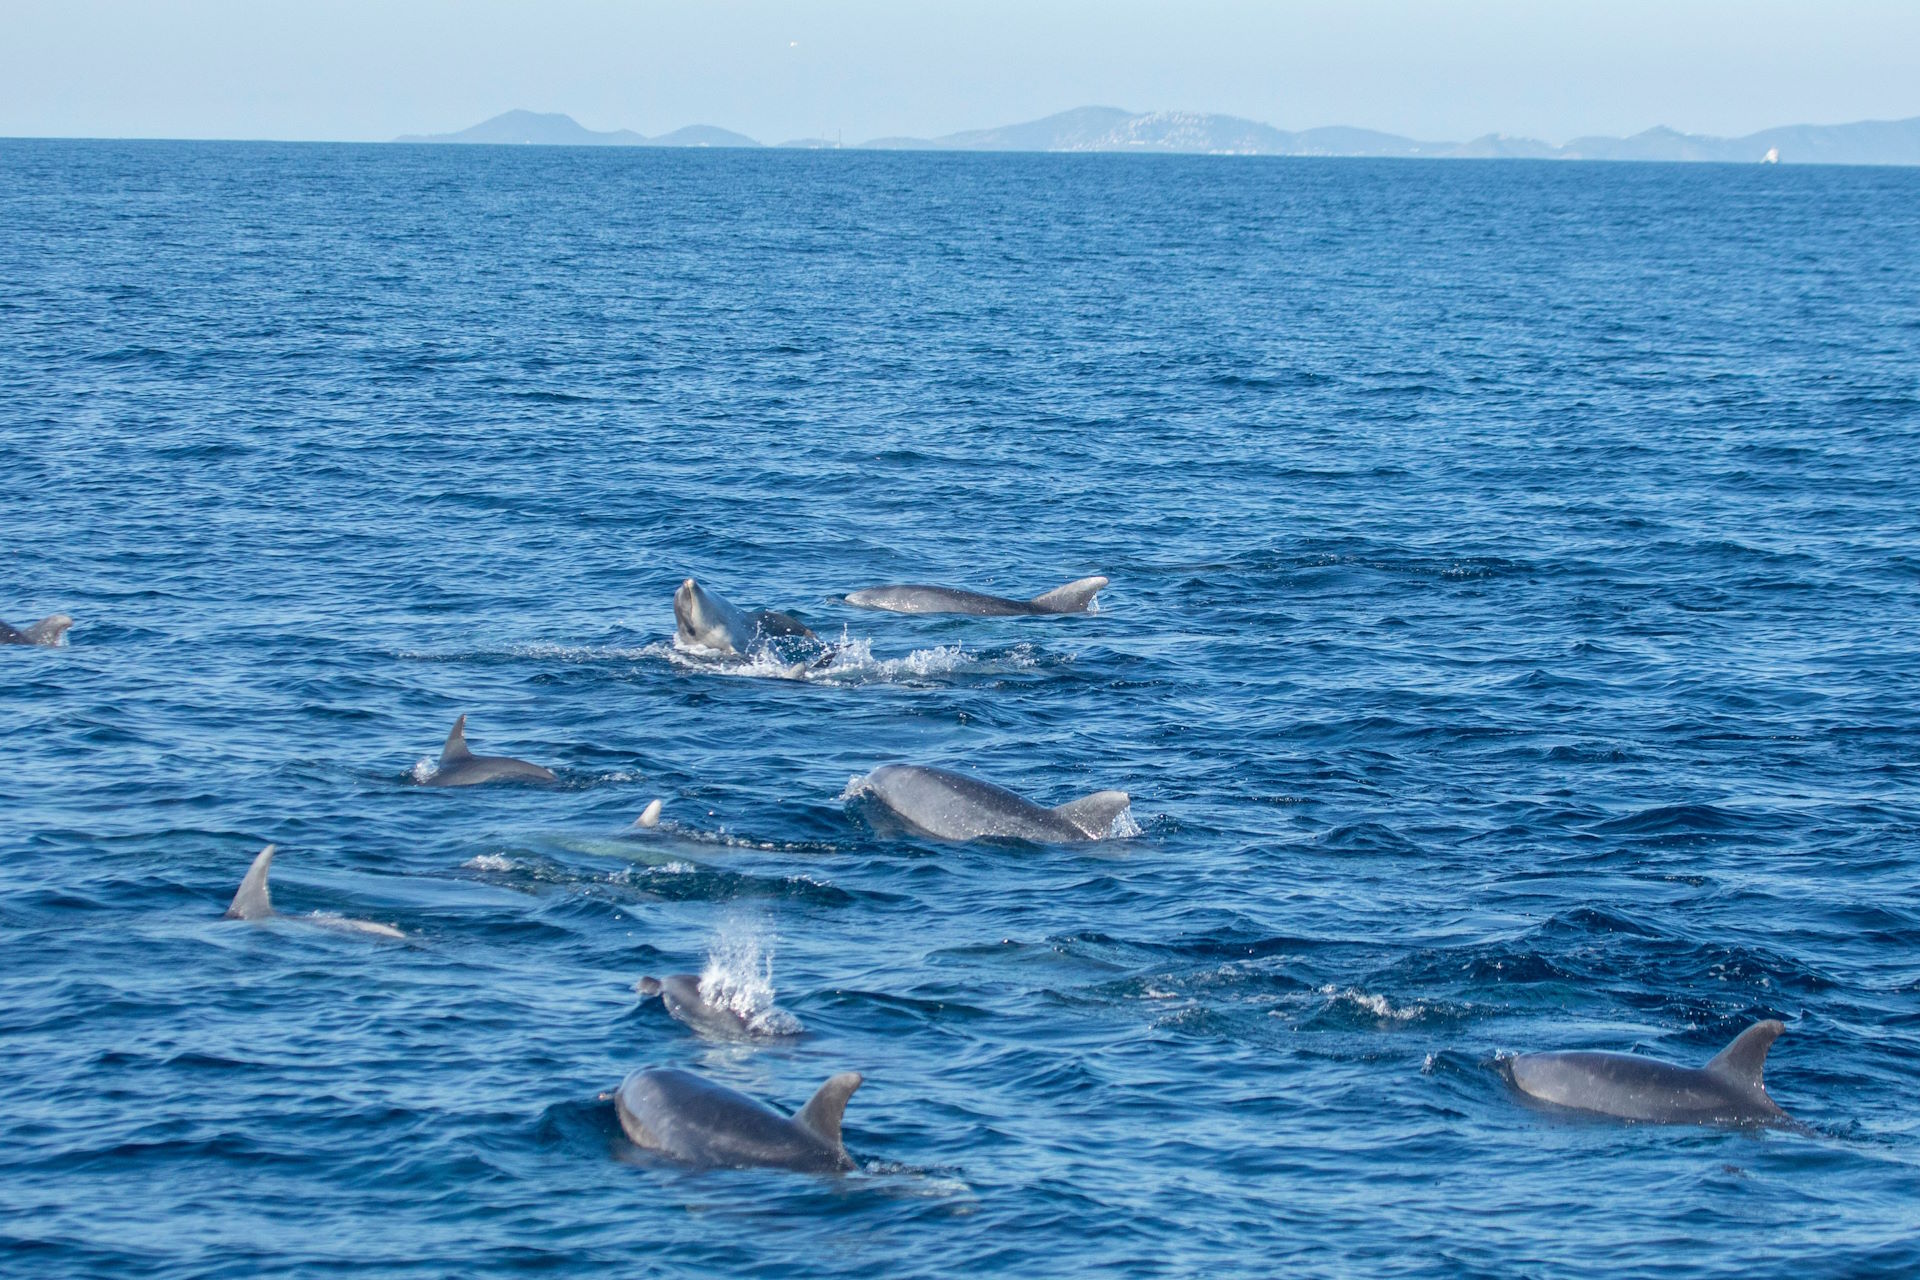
[2,614,74,645]
[615,1068,856,1173]
[225,845,276,920]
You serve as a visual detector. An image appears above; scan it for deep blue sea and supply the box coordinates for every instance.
[3,141,1919,1277]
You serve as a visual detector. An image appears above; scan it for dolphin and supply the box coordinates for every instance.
[422,715,557,786]
[223,845,405,939]
[845,576,1106,616]
[855,763,1131,843]
[635,974,801,1040]
[613,1067,861,1173]
[0,613,74,646]
[1504,1019,1793,1126]
[673,578,820,656]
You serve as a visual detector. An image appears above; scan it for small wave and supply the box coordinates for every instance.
[1315,984,1428,1023]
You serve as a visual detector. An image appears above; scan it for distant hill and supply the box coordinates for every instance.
[866,107,1920,165]
[398,108,1920,165]
[397,110,758,148]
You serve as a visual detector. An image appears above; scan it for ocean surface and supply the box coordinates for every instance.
[2,140,1918,1278]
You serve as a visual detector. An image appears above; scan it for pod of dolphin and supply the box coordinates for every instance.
[9,579,1804,1174]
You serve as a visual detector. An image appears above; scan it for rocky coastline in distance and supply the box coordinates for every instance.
[397,105,1920,165]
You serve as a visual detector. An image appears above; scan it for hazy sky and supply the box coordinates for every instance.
[3,1,1917,144]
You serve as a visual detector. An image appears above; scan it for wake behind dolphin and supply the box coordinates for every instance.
[845,576,1107,616]
[0,613,74,646]
[851,763,1133,843]
[223,846,404,939]
[614,1067,862,1173]
[1503,1019,1794,1126]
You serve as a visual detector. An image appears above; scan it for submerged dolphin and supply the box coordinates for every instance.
[0,613,74,646]
[635,974,801,1040]
[1504,1019,1792,1126]
[614,1067,861,1173]
[856,763,1131,843]
[845,576,1107,616]
[422,715,557,786]
[673,578,819,656]
[224,845,404,939]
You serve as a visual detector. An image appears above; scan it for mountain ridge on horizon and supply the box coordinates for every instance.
[398,105,1920,166]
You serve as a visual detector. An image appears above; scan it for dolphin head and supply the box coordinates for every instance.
[674,578,740,652]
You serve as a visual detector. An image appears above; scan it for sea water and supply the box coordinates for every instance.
[2,141,1918,1276]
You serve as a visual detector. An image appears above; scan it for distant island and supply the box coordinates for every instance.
[399,106,1920,167]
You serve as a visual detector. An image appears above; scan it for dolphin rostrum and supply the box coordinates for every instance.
[635,974,801,1040]
[223,845,404,939]
[854,763,1131,843]
[422,715,557,786]
[0,613,74,646]
[845,576,1107,616]
[1504,1019,1793,1126]
[614,1067,861,1173]
[673,578,820,656]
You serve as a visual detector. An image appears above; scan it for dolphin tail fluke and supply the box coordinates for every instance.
[1705,1019,1785,1099]
[795,1072,863,1153]
[25,614,74,645]
[1051,790,1132,838]
[440,715,473,765]
[1028,576,1108,613]
[226,845,276,920]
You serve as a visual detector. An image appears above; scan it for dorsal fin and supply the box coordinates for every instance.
[1029,576,1108,613]
[25,614,74,645]
[1051,789,1131,838]
[440,715,473,764]
[794,1072,862,1152]
[1704,1019,1784,1094]
[225,845,276,920]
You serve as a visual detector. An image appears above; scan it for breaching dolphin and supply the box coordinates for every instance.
[224,845,405,939]
[1504,1019,1793,1126]
[1,613,74,646]
[845,576,1107,616]
[673,578,819,656]
[614,1067,861,1173]
[422,715,557,786]
[635,974,801,1040]
[855,763,1131,843]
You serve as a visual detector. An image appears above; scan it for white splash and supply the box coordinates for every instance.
[652,632,980,686]
[463,853,515,872]
[698,920,804,1036]
[1104,806,1144,839]
[410,757,436,783]
[1319,984,1425,1021]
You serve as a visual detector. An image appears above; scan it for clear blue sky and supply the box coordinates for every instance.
[3,0,1916,144]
